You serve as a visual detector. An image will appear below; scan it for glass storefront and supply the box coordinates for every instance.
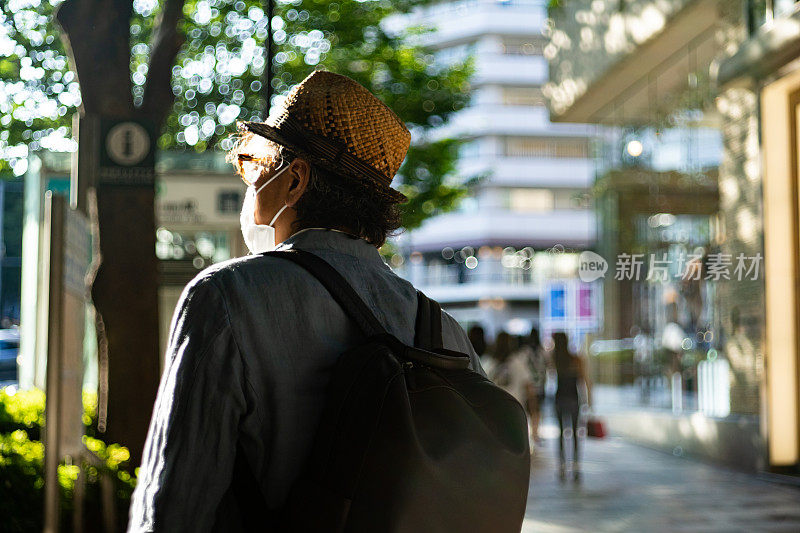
[592,211,728,415]
[155,227,232,271]
[588,100,749,417]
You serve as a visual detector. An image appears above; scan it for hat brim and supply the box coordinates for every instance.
[240,121,407,204]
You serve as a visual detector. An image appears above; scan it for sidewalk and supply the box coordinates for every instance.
[523,428,800,532]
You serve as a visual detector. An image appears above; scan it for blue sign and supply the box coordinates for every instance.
[548,284,566,319]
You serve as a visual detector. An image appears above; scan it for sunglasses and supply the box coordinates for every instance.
[236,154,284,186]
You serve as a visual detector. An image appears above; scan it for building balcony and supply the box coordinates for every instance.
[395,258,542,304]
[459,156,595,188]
[546,0,723,124]
[415,281,541,305]
[402,209,596,251]
[434,105,594,139]
[411,1,548,48]
[473,54,548,86]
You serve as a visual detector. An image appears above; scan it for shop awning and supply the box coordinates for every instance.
[550,0,722,126]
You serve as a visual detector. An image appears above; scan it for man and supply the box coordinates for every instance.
[128,70,483,532]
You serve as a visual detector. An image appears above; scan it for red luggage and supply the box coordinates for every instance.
[586,416,606,439]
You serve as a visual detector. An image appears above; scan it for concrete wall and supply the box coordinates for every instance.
[713,3,766,417]
[714,85,765,416]
[601,409,766,472]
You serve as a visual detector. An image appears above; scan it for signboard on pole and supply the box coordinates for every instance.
[98,118,156,186]
[43,192,92,533]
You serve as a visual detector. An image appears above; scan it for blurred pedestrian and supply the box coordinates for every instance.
[489,331,534,409]
[468,324,488,357]
[519,327,547,444]
[552,331,591,482]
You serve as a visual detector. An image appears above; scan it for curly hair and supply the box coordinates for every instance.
[227,132,403,247]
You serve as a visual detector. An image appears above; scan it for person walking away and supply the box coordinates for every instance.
[490,331,535,412]
[521,327,547,444]
[552,331,590,482]
[468,324,490,371]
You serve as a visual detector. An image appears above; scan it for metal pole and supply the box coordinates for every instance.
[0,180,5,320]
[263,0,274,117]
[43,192,64,533]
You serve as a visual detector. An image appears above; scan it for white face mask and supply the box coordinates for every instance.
[240,163,292,254]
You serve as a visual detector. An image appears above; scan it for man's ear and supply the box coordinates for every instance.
[286,158,310,206]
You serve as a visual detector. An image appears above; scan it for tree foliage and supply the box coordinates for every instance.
[2,0,475,229]
[0,0,77,175]
[0,388,136,532]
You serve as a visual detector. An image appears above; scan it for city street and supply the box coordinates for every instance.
[6,0,800,529]
[524,427,800,532]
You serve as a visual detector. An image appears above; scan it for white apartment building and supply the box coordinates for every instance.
[394,0,600,343]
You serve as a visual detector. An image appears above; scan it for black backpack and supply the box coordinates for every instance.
[251,249,530,531]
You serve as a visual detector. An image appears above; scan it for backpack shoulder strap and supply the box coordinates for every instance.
[266,249,387,337]
[414,291,443,351]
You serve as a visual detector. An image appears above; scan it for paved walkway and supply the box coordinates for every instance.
[523,427,800,532]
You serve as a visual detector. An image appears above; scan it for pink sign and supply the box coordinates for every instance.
[577,285,593,318]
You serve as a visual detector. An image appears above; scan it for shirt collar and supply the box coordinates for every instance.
[275,228,386,263]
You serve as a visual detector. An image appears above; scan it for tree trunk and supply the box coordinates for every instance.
[54,0,134,117]
[55,0,185,465]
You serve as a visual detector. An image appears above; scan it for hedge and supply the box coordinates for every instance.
[0,387,136,532]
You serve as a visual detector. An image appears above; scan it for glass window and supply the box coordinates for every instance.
[502,87,545,106]
[748,0,769,33]
[774,0,799,16]
[748,0,800,33]
[217,190,242,215]
[508,189,554,212]
[500,38,545,55]
[554,189,590,209]
[504,137,589,158]
[598,125,723,175]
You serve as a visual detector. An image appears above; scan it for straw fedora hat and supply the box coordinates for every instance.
[241,70,410,203]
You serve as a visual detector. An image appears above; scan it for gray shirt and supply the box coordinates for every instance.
[128,228,483,532]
